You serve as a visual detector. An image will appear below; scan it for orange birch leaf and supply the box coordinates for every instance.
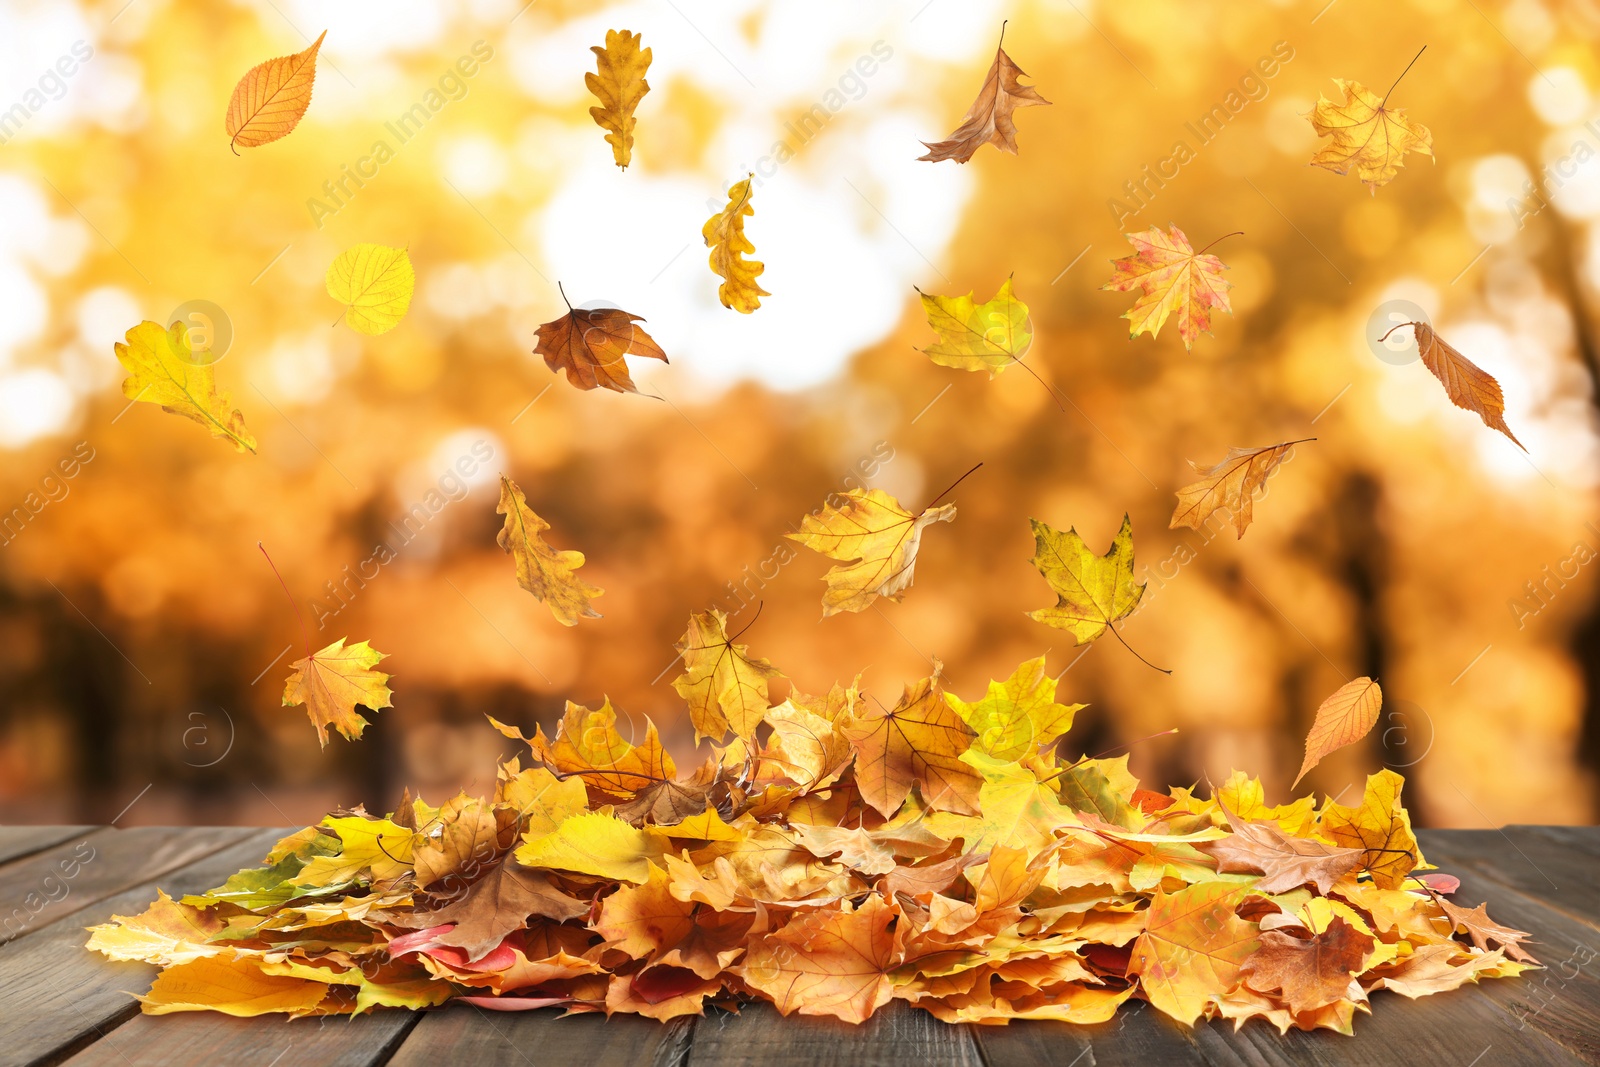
[225,31,326,153]
[1293,677,1383,787]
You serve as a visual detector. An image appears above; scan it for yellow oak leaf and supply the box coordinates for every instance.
[1309,74,1432,191]
[915,277,1032,377]
[946,655,1083,761]
[1101,225,1233,350]
[534,289,668,394]
[788,487,955,616]
[1293,676,1383,788]
[1318,769,1421,890]
[113,320,257,453]
[515,810,661,883]
[740,894,901,1023]
[325,243,415,335]
[842,667,981,818]
[496,475,602,626]
[281,637,392,747]
[1128,880,1261,1025]
[225,30,325,153]
[702,174,767,313]
[918,25,1049,163]
[671,608,782,742]
[586,29,651,169]
[1028,514,1162,670]
[1170,440,1309,539]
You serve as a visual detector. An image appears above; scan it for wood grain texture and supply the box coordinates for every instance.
[0,826,252,949]
[388,1006,692,1067]
[0,828,283,1067]
[973,998,1206,1066]
[687,1001,981,1067]
[0,826,95,867]
[61,1010,420,1067]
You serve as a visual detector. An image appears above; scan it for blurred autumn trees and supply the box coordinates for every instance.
[1,0,1598,829]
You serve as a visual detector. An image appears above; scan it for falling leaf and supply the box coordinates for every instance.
[1319,769,1421,890]
[945,655,1083,760]
[325,244,415,335]
[114,320,257,453]
[281,637,392,747]
[505,697,675,797]
[225,30,325,153]
[1196,805,1364,894]
[534,289,668,394]
[1101,225,1233,350]
[1170,441,1308,539]
[1241,916,1374,1015]
[842,667,981,818]
[702,174,767,313]
[1293,677,1383,787]
[915,277,1032,377]
[919,24,1049,163]
[1028,514,1161,670]
[1309,66,1432,191]
[496,475,602,626]
[1395,321,1524,450]
[586,29,651,169]
[788,487,955,616]
[671,608,782,742]
[1129,880,1260,1025]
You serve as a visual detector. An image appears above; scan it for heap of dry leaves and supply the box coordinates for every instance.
[88,646,1535,1030]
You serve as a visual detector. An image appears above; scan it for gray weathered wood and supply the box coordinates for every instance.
[686,1001,981,1067]
[62,1010,421,1067]
[972,997,1207,1066]
[0,828,284,1067]
[388,1006,693,1067]
[1419,826,1600,930]
[0,826,95,867]
[0,827,253,948]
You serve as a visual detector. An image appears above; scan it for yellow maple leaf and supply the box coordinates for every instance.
[502,697,675,797]
[1128,880,1261,1025]
[741,894,901,1023]
[1028,514,1164,671]
[1318,768,1422,890]
[325,243,415,335]
[703,174,768,313]
[946,655,1083,761]
[788,487,955,617]
[1101,225,1233,350]
[1309,53,1432,191]
[1293,676,1383,788]
[671,608,782,742]
[915,277,1032,377]
[299,814,415,886]
[281,637,392,747]
[1170,440,1309,539]
[113,320,257,453]
[586,29,650,169]
[496,475,602,626]
[225,30,325,153]
[842,666,981,817]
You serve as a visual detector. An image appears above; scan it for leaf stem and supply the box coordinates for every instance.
[1382,46,1427,105]
[258,541,312,664]
[1108,624,1171,675]
[557,281,572,312]
[1377,321,1421,344]
[1196,231,1244,256]
[727,601,765,643]
[927,462,984,508]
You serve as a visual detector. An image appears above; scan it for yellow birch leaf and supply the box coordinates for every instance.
[703,174,768,313]
[281,637,392,747]
[915,277,1032,377]
[496,475,602,626]
[325,244,415,335]
[586,29,651,169]
[225,30,325,153]
[114,320,257,453]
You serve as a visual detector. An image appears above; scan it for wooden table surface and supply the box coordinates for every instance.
[3,825,1599,1066]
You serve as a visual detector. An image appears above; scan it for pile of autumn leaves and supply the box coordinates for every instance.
[89,646,1533,1030]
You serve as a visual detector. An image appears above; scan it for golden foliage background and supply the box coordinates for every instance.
[2,0,1598,828]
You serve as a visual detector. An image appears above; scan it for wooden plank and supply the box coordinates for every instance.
[686,1001,981,1067]
[972,998,1207,1066]
[0,826,96,868]
[1419,830,1600,1064]
[61,1010,421,1067]
[0,828,284,1067]
[0,827,256,949]
[387,1006,693,1067]
[1419,827,1600,931]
